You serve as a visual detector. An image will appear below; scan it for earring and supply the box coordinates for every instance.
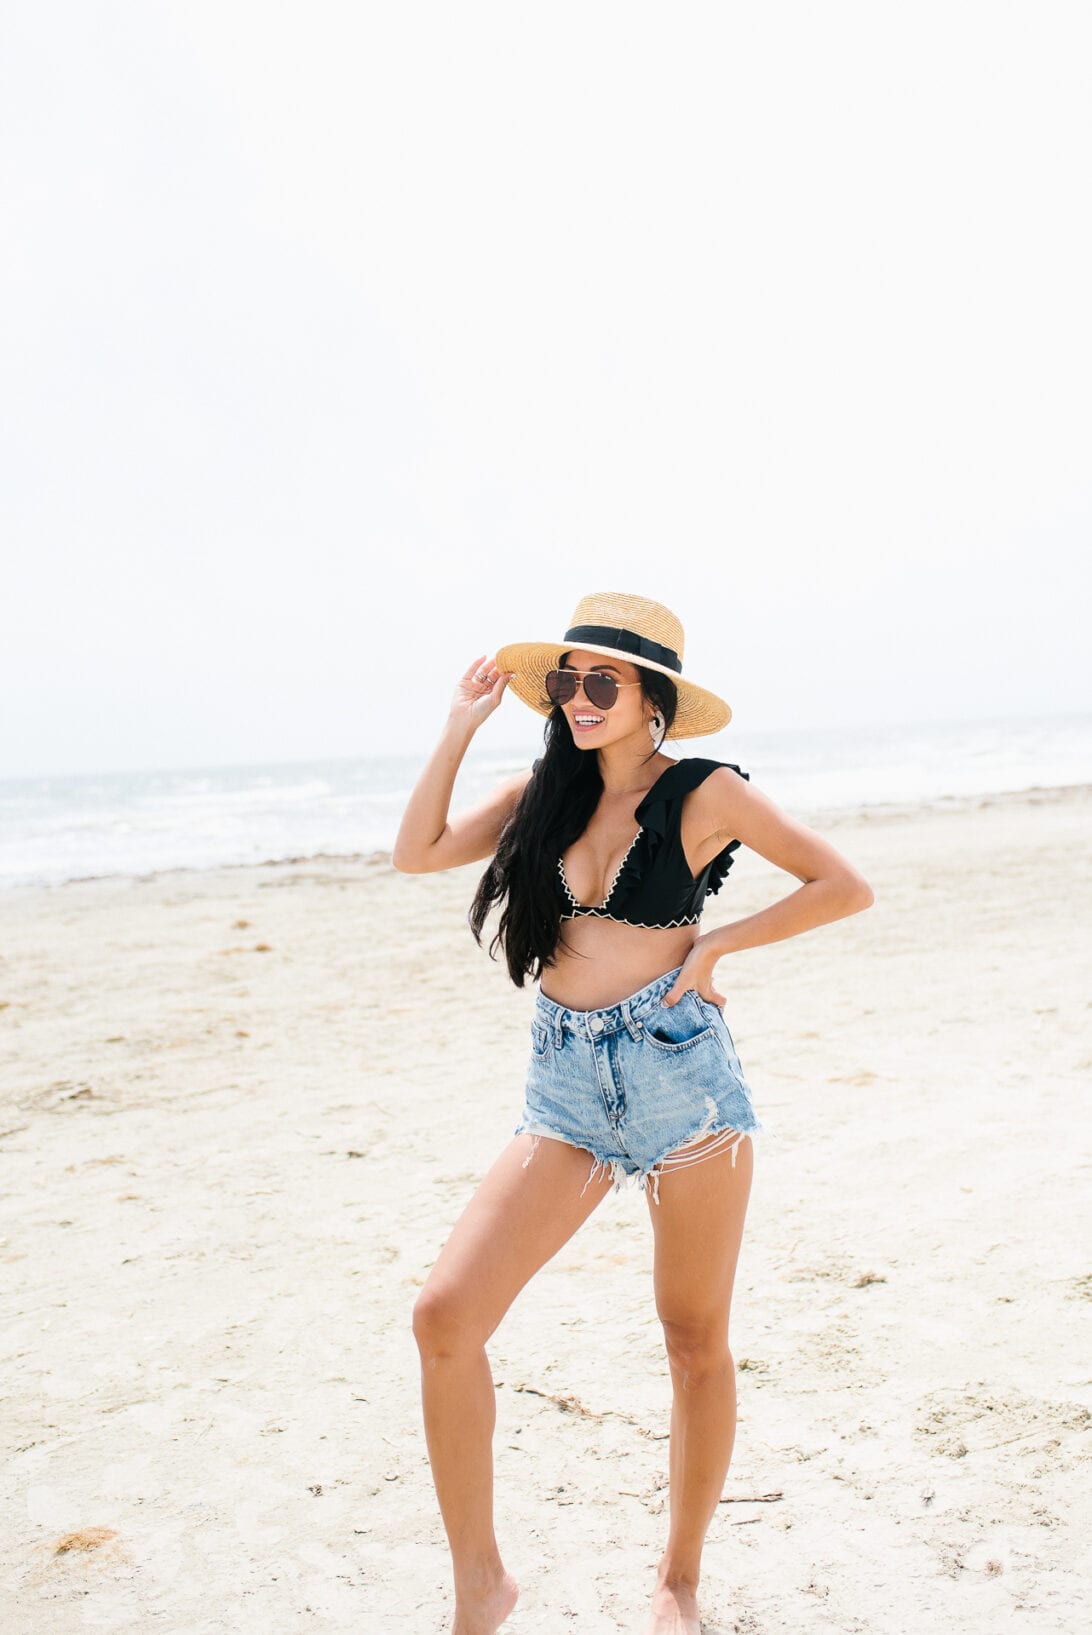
[648,711,665,746]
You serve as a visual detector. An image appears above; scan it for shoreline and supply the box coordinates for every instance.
[4,777,1090,900]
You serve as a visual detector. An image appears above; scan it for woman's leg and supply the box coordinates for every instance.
[641,1127,754,1635]
[412,1131,615,1634]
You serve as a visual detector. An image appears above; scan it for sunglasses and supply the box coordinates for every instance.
[544,667,644,712]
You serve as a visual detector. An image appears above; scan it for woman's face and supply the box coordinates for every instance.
[556,648,653,749]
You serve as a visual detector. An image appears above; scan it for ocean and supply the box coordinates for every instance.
[1,712,1089,892]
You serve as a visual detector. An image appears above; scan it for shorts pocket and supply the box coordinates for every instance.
[530,1019,553,1059]
[699,994,742,1046]
[642,991,717,1053]
[694,993,730,1033]
[695,996,745,1068]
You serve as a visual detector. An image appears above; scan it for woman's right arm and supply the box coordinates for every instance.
[391,653,532,874]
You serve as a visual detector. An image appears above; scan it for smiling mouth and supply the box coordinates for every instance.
[573,713,605,728]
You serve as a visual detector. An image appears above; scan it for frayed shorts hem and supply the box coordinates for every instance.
[512,1101,767,1207]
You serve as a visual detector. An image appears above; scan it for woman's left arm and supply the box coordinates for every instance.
[664,769,874,1007]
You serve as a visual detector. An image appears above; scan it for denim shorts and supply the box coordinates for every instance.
[511,963,767,1206]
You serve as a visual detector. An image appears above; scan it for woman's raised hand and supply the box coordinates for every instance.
[450,654,515,727]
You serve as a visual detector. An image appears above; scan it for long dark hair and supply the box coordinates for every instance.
[468,656,679,987]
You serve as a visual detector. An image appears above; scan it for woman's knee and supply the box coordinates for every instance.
[660,1315,733,1380]
[412,1281,490,1357]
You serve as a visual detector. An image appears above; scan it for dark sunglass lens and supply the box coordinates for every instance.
[545,669,577,705]
[583,672,619,710]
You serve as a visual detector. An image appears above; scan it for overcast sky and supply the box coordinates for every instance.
[3,2,1090,777]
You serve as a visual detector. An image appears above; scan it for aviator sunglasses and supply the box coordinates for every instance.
[544,667,644,712]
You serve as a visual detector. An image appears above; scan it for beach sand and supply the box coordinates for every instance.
[2,783,1090,1633]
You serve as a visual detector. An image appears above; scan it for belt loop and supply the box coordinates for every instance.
[621,999,643,1042]
[553,1011,565,1049]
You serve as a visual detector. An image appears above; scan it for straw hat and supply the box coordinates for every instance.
[495,591,732,739]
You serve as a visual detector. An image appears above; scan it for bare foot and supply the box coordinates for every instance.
[452,1568,519,1635]
[644,1573,702,1635]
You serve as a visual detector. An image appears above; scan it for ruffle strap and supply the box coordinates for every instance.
[609,757,750,909]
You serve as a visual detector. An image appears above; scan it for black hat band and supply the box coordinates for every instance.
[562,624,682,674]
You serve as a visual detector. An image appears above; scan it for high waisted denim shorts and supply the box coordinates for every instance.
[512,963,767,1206]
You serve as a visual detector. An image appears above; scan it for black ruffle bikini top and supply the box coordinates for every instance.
[541,756,751,930]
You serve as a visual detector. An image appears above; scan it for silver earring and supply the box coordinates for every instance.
[649,711,665,746]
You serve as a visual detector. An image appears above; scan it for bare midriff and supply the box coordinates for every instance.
[538,916,701,1011]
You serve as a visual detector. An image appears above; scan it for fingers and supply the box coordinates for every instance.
[469,657,514,684]
[461,656,496,691]
[461,656,515,700]
[662,984,725,1009]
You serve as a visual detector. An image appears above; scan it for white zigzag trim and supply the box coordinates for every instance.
[557,825,644,913]
[559,909,702,929]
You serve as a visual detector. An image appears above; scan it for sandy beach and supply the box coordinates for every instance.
[2,782,1090,1634]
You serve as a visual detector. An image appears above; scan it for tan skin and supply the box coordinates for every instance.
[393,649,873,1635]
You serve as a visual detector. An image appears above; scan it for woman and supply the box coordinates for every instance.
[393,591,874,1635]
